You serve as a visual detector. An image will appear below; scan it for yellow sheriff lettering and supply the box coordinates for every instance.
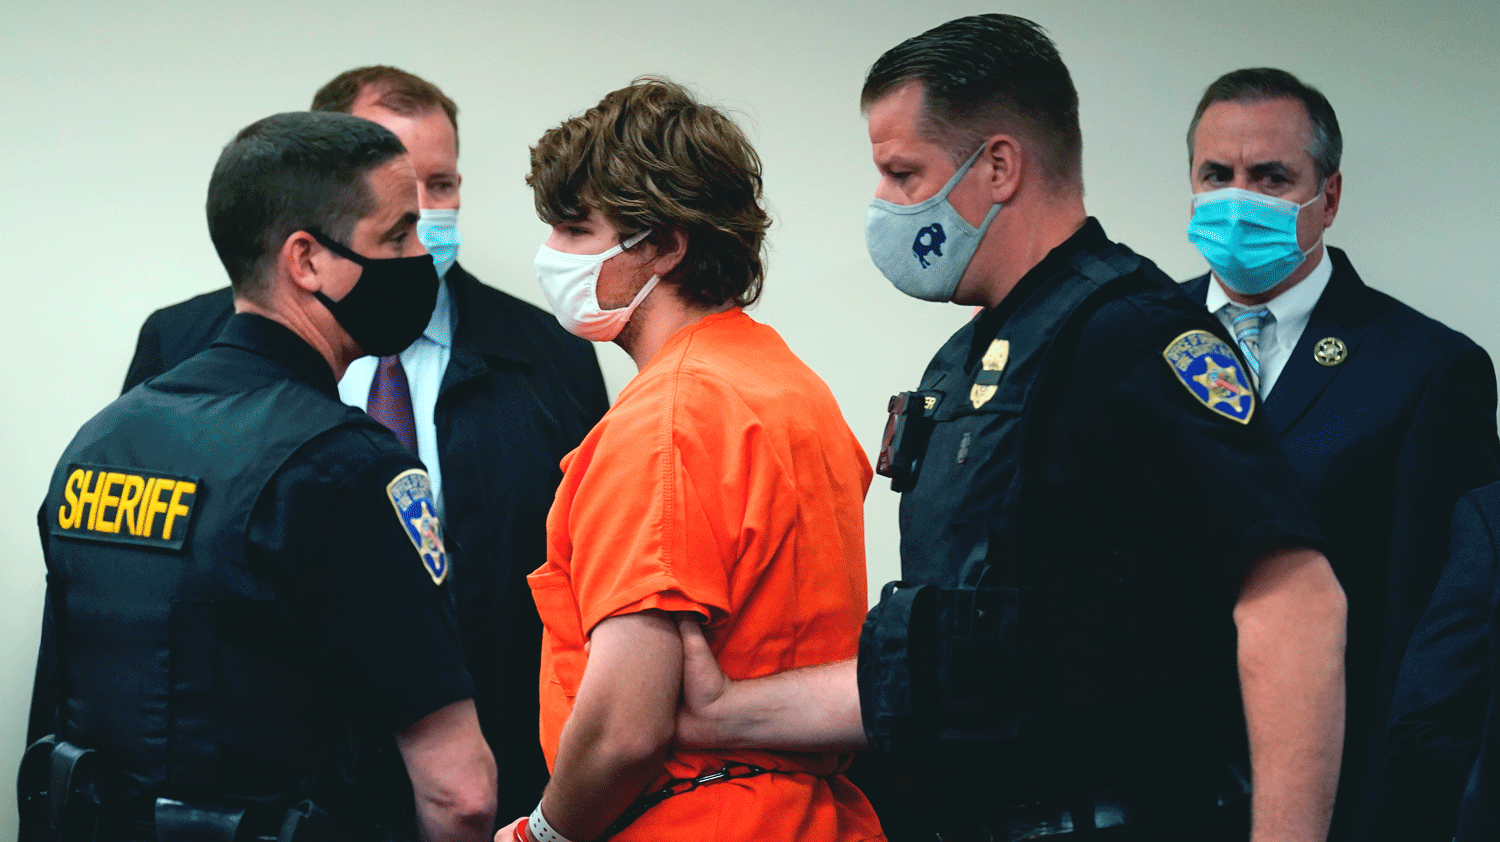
[115,474,146,535]
[58,469,85,530]
[140,479,175,538]
[162,481,197,542]
[95,473,125,534]
[133,477,157,536]
[56,467,198,542]
[78,470,106,531]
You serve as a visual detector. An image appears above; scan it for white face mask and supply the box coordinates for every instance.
[535,229,656,342]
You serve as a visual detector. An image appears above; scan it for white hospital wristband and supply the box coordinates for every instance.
[527,804,576,842]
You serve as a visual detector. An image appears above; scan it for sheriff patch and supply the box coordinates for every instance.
[387,469,448,585]
[1162,330,1255,424]
[52,464,200,550]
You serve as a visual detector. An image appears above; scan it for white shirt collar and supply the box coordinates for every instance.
[1204,246,1333,356]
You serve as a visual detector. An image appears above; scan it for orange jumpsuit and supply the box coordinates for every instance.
[530,308,884,841]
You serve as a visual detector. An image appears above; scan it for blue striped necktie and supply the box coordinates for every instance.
[1227,305,1272,393]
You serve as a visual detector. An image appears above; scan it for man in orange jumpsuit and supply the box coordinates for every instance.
[508,80,885,842]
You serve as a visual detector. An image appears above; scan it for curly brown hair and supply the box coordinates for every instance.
[527,78,771,309]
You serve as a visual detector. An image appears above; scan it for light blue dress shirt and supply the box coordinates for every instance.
[339,277,453,516]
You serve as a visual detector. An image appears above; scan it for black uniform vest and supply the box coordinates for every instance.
[42,346,393,808]
[860,243,1241,777]
[896,246,1138,589]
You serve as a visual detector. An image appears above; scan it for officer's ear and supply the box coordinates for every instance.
[981,134,1024,205]
[282,231,325,294]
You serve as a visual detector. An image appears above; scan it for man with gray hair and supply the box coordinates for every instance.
[1180,67,1500,841]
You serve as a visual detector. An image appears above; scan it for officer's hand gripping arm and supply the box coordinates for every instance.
[674,617,867,752]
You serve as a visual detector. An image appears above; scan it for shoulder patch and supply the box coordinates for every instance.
[1161,330,1255,424]
[386,468,448,585]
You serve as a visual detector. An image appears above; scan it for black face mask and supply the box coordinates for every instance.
[308,228,439,357]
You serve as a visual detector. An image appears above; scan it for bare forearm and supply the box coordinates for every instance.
[678,647,867,752]
[396,700,497,842]
[1235,547,1346,842]
[415,800,494,842]
[539,611,682,842]
[541,726,669,842]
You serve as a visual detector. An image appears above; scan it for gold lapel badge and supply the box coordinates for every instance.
[1313,336,1348,367]
[970,339,1010,409]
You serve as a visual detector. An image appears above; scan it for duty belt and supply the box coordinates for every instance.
[934,764,1251,841]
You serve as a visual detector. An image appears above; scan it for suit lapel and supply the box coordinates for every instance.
[1263,248,1368,435]
[437,264,535,399]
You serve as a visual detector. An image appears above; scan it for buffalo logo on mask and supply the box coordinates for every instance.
[1162,330,1255,424]
[386,468,448,584]
[913,223,947,268]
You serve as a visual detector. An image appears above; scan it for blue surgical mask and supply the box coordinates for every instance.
[417,208,461,280]
[1187,187,1322,295]
[866,145,1001,302]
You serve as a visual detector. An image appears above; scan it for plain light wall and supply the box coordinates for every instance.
[3,0,1496,833]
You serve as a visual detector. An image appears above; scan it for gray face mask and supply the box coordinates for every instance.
[865,145,1001,302]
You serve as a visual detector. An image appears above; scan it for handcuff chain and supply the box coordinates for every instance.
[657,762,768,798]
[602,763,774,838]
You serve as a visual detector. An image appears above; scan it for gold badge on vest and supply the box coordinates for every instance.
[970,339,1010,409]
[1313,336,1348,367]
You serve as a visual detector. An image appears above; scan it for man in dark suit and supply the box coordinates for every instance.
[1386,481,1500,841]
[117,67,610,823]
[1180,67,1500,841]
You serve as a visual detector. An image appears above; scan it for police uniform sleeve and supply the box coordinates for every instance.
[1038,299,1323,588]
[247,428,474,731]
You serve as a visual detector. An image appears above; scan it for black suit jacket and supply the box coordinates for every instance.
[1386,482,1500,841]
[116,264,610,820]
[1182,247,1500,841]
[1457,491,1500,841]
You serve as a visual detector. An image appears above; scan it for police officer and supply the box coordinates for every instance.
[675,15,1347,842]
[22,112,496,842]
[115,65,611,826]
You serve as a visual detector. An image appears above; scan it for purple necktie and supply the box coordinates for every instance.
[367,355,418,456]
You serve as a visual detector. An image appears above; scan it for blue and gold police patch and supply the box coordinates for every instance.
[51,464,200,550]
[386,469,448,585]
[1162,330,1255,424]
